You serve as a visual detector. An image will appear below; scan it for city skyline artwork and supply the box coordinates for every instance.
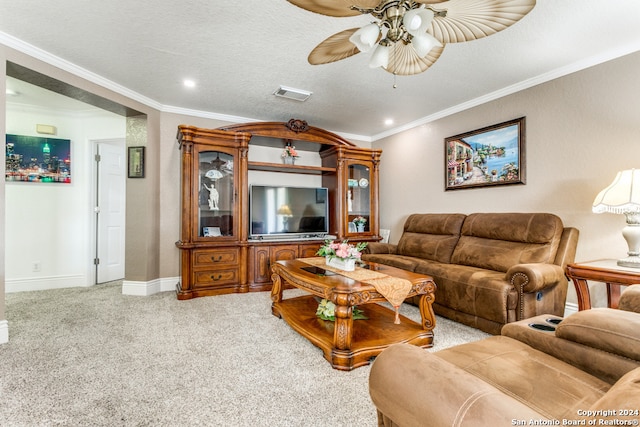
[5,134,71,183]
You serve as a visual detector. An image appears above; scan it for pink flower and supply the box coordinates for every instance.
[335,243,350,258]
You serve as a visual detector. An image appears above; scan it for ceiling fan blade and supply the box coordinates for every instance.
[287,0,381,17]
[308,28,361,65]
[385,43,445,76]
[429,0,536,43]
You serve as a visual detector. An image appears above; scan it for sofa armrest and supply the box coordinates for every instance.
[364,242,397,254]
[506,263,566,293]
[369,344,544,427]
[556,308,640,363]
[619,284,640,313]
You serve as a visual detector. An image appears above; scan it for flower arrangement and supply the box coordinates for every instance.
[282,145,299,158]
[316,239,367,261]
[316,298,367,321]
[352,216,367,226]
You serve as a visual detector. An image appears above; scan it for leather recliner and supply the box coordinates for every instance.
[369,285,640,426]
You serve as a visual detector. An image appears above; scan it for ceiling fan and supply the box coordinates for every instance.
[287,0,536,75]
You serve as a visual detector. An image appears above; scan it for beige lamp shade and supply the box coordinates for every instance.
[593,169,640,214]
[277,204,293,216]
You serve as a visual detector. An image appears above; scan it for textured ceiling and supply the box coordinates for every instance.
[2,0,640,140]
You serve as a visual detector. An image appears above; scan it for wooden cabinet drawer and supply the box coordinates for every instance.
[299,243,321,258]
[193,268,239,286]
[193,248,239,267]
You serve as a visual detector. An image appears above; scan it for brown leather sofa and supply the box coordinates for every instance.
[369,285,640,426]
[362,213,579,334]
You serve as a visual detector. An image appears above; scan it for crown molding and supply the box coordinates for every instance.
[0,31,163,111]
[372,40,640,142]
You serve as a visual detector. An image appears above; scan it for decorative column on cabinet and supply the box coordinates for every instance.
[175,125,250,300]
[321,146,381,241]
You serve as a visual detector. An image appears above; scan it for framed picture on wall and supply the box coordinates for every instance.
[445,117,526,191]
[128,146,145,178]
[5,134,72,183]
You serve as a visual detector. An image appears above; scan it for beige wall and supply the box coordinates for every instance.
[373,51,640,306]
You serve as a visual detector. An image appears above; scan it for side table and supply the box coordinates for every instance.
[566,259,640,310]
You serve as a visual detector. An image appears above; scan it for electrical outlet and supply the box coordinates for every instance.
[32,262,41,272]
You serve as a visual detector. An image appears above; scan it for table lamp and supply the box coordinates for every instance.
[278,204,293,232]
[592,169,640,268]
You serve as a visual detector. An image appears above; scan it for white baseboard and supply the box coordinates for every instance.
[563,302,578,317]
[5,275,86,293]
[0,320,8,344]
[122,276,178,296]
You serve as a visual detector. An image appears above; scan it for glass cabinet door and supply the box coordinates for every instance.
[347,163,371,234]
[198,150,235,238]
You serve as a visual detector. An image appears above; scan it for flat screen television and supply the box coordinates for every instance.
[250,185,329,239]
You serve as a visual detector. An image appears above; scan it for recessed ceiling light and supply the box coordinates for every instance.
[384,119,394,126]
[183,79,196,88]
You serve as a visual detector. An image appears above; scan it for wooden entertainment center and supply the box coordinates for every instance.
[175,119,382,300]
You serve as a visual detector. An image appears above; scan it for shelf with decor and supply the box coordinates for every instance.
[247,161,336,175]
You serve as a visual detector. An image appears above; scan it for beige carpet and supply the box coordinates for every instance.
[0,283,489,426]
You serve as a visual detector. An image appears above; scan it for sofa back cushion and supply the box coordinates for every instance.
[396,214,466,264]
[451,213,564,272]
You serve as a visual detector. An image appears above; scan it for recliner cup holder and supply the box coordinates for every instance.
[546,317,562,325]
[528,323,556,332]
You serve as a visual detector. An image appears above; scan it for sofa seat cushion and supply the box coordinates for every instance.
[452,213,564,272]
[362,254,420,272]
[396,213,465,263]
[437,336,611,420]
[418,264,518,324]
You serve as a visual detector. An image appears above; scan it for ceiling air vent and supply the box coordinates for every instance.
[273,85,312,102]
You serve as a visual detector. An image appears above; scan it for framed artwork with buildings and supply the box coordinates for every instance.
[445,117,526,191]
[5,134,72,183]
[128,146,145,178]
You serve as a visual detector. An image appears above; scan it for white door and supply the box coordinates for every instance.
[95,140,126,283]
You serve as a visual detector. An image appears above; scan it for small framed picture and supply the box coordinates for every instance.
[128,146,145,178]
[203,226,222,237]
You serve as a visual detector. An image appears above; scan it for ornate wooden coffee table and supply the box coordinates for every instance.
[270,258,436,371]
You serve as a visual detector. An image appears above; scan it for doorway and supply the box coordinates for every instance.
[93,139,126,284]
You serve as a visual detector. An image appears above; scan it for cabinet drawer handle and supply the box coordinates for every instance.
[210,274,222,281]
[211,255,223,262]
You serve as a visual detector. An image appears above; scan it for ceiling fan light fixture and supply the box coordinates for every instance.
[411,32,442,58]
[292,0,536,76]
[403,8,434,36]
[349,23,381,52]
[369,42,390,69]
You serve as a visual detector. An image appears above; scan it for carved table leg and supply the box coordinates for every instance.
[418,292,436,332]
[270,268,283,318]
[333,297,353,351]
